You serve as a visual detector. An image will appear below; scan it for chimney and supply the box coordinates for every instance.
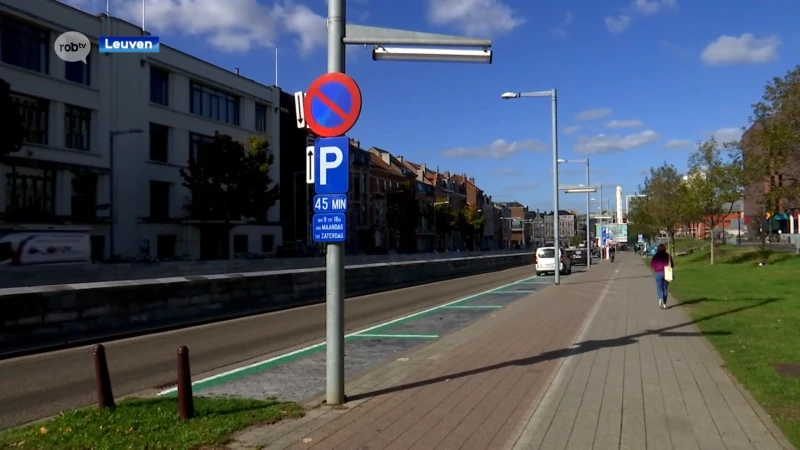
[235,68,240,75]
[444,171,450,178]
[469,177,475,184]
[421,163,426,173]
[349,138,360,148]
[398,155,404,163]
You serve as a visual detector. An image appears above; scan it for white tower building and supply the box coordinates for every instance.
[616,186,623,224]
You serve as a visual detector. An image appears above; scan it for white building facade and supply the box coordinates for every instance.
[0,0,282,260]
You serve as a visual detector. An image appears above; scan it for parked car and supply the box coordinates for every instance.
[570,248,590,266]
[535,246,571,276]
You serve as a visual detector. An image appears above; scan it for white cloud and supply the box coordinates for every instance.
[666,139,692,149]
[60,0,326,55]
[605,15,631,34]
[575,108,613,120]
[503,182,539,191]
[633,0,677,16]
[606,120,643,128]
[701,33,781,66]
[494,168,522,176]
[441,139,548,158]
[427,0,524,36]
[711,127,743,143]
[551,11,573,37]
[564,125,580,134]
[574,130,660,154]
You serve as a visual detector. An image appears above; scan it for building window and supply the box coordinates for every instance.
[64,104,91,150]
[156,235,177,259]
[71,172,97,220]
[150,67,169,105]
[149,123,169,162]
[261,234,274,252]
[11,92,48,145]
[149,181,171,219]
[5,168,56,218]
[190,82,239,125]
[65,56,90,85]
[0,16,48,73]
[255,103,267,132]
[189,132,214,168]
[233,235,248,254]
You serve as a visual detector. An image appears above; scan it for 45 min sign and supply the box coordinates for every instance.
[313,194,348,214]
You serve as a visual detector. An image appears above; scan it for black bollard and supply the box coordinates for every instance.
[93,344,115,409]
[177,346,194,419]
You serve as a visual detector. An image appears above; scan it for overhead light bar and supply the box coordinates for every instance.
[372,46,493,64]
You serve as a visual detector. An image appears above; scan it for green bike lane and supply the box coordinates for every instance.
[156,272,567,402]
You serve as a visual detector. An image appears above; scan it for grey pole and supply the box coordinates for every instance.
[108,133,115,259]
[326,0,346,406]
[586,159,590,268]
[551,89,560,285]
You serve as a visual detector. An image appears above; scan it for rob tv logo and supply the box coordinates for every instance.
[99,36,160,53]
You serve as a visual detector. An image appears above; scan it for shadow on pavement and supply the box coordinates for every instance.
[347,297,778,402]
[564,275,652,286]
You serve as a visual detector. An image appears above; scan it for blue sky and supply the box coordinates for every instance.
[65,0,800,212]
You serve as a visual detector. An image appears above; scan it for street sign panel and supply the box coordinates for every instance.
[294,91,306,129]
[305,146,315,184]
[304,72,362,138]
[314,136,350,195]
[314,194,348,214]
[313,213,346,242]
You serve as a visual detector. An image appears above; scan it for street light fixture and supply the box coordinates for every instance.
[500,88,560,285]
[372,46,492,64]
[108,128,144,259]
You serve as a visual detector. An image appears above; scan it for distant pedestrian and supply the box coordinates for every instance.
[650,244,674,309]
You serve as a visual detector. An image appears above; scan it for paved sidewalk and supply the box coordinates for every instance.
[230,255,792,450]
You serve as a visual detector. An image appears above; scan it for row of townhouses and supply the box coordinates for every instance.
[0,0,582,260]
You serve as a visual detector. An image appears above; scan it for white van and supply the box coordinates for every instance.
[535,246,571,276]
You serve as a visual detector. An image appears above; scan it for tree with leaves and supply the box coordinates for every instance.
[386,186,420,253]
[180,133,279,257]
[461,205,486,249]
[639,163,686,253]
[0,78,25,160]
[683,138,745,264]
[433,201,455,250]
[740,65,800,220]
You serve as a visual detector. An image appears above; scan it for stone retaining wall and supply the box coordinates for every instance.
[0,253,533,356]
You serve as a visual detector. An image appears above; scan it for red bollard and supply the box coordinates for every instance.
[93,344,115,409]
[177,346,194,419]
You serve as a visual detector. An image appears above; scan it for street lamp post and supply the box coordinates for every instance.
[108,128,144,259]
[557,159,591,268]
[501,89,560,284]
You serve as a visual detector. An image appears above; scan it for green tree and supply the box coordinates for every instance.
[0,78,25,160]
[569,235,583,247]
[683,138,745,264]
[739,65,800,226]
[180,133,279,255]
[387,186,420,252]
[433,201,455,250]
[461,206,486,249]
[639,163,685,253]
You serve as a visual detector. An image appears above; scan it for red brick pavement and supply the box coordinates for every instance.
[239,260,621,450]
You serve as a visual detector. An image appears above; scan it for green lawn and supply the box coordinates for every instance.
[0,397,303,450]
[670,247,800,446]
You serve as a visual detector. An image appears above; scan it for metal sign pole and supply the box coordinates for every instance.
[326,0,346,405]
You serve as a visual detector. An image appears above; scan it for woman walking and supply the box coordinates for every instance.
[650,244,674,309]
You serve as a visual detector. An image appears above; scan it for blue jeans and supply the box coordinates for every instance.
[655,272,669,303]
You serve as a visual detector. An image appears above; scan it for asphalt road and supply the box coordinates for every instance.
[0,265,536,430]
